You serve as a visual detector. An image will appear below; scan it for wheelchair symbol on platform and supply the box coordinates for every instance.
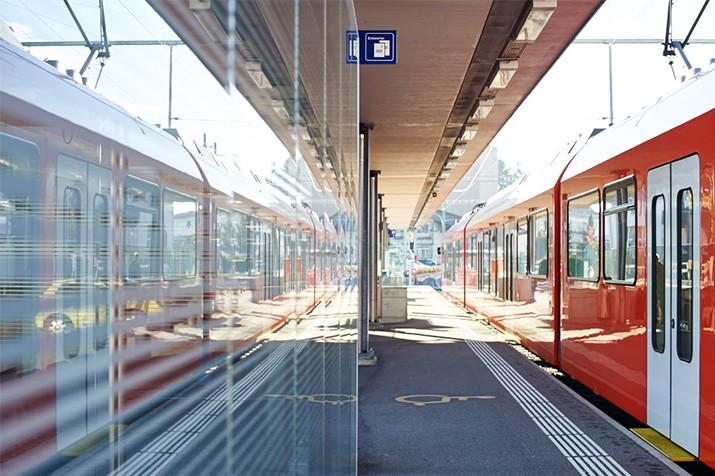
[395,394,495,407]
[267,393,356,406]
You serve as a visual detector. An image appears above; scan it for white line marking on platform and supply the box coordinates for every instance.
[466,339,630,476]
[114,341,306,476]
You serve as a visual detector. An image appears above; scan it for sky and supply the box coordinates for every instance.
[488,0,715,174]
[0,0,290,177]
[1,0,714,215]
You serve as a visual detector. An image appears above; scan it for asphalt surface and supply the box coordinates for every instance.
[358,287,680,476]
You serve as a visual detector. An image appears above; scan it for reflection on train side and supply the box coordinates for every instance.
[0,113,347,475]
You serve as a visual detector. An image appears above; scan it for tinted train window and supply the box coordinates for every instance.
[677,188,693,362]
[456,239,463,269]
[529,211,548,276]
[249,216,262,275]
[651,195,666,353]
[62,187,82,280]
[163,190,197,279]
[516,219,527,274]
[93,194,110,282]
[216,209,233,275]
[482,231,490,292]
[124,177,160,281]
[568,190,600,281]
[603,178,636,284]
[233,211,250,275]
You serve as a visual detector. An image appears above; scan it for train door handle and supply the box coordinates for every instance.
[671,319,675,329]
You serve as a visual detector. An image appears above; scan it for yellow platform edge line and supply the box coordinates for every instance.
[631,427,696,462]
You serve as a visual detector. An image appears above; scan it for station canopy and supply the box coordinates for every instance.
[148,0,603,229]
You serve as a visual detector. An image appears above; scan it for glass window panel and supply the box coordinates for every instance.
[163,190,197,279]
[217,209,233,275]
[233,211,249,275]
[604,179,636,283]
[567,190,600,280]
[677,188,693,362]
[93,194,110,282]
[604,180,635,210]
[482,231,490,292]
[652,195,666,353]
[457,239,462,269]
[62,187,82,280]
[517,219,527,274]
[529,211,548,276]
[124,178,160,281]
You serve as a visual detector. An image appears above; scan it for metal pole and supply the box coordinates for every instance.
[377,195,384,320]
[608,42,614,126]
[369,172,380,323]
[168,45,174,128]
[358,125,376,364]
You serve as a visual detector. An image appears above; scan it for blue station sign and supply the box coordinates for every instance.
[346,30,397,65]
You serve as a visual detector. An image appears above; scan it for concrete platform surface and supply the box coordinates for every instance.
[358,286,683,476]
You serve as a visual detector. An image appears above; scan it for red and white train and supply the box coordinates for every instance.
[0,38,350,474]
[443,63,715,467]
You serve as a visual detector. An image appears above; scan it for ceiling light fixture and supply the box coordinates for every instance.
[489,60,518,89]
[271,100,290,120]
[460,124,478,141]
[516,0,557,43]
[246,62,272,89]
[451,147,466,158]
[471,98,495,121]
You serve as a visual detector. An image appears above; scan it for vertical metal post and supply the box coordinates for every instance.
[608,42,614,126]
[369,172,380,323]
[168,45,174,128]
[376,195,384,320]
[358,124,376,364]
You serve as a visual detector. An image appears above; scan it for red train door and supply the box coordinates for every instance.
[647,154,700,455]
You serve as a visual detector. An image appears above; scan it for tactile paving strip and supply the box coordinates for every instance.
[466,339,630,476]
[113,341,306,476]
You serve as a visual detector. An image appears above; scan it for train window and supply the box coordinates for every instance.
[516,219,527,274]
[456,239,463,270]
[93,194,110,282]
[232,211,250,275]
[249,216,262,275]
[529,211,548,276]
[62,187,82,280]
[482,231,490,292]
[217,209,233,275]
[478,238,483,289]
[163,190,197,279]
[124,177,161,281]
[676,188,693,362]
[603,177,636,284]
[567,190,600,281]
[651,195,666,354]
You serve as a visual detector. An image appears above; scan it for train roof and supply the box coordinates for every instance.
[1,39,315,228]
[0,39,203,183]
[446,139,583,239]
[446,62,715,239]
[562,63,715,182]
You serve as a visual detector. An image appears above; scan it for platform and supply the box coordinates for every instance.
[358,287,685,475]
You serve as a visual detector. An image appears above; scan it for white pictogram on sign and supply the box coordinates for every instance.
[373,39,391,58]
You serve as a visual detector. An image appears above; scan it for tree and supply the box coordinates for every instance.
[498,159,523,190]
